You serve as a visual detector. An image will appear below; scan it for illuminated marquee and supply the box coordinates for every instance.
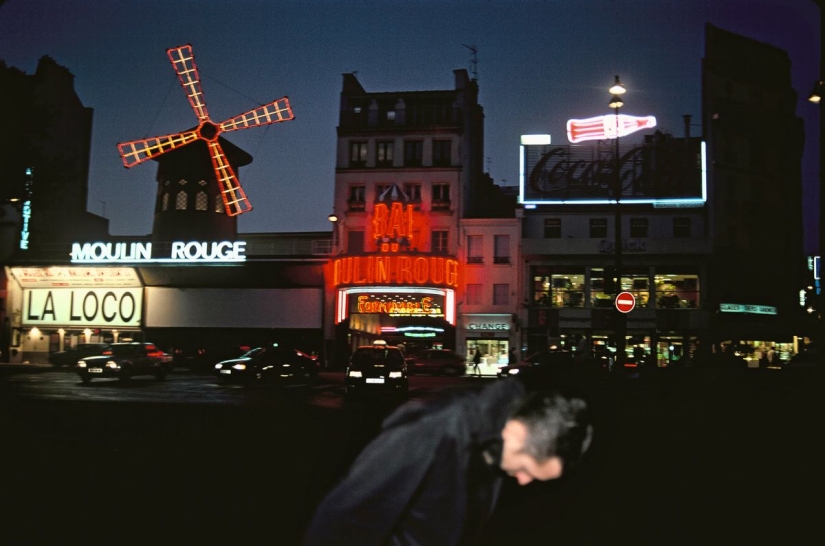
[353,293,445,318]
[332,255,458,288]
[71,240,247,264]
[22,288,143,328]
[337,287,456,325]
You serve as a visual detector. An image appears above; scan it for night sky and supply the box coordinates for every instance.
[0,0,819,252]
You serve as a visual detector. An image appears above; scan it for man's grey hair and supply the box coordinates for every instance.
[508,390,593,468]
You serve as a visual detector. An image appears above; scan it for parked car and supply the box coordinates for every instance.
[497,349,576,381]
[345,341,408,398]
[174,344,252,371]
[76,342,173,383]
[405,349,466,376]
[213,344,319,387]
[48,343,111,367]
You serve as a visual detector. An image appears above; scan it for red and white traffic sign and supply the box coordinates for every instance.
[615,291,636,313]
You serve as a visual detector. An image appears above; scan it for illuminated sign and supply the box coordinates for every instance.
[332,255,458,288]
[719,303,777,315]
[520,134,551,145]
[352,293,445,318]
[19,167,34,250]
[70,241,247,264]
[372,202,414,251]
[566,114,657,143]
[467,323,509,331]
[336,287,456,325]
[11,267,142,288]
[520,138,706,206]
[22,288,143,328]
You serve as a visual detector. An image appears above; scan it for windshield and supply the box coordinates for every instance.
[350,347,405,368]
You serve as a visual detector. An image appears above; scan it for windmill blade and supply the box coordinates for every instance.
[219,97,294,132]
[206,140,252,216]
[167,44,210,122]
[117,130,200,167]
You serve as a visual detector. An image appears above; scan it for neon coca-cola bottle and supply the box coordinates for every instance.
[566,114,657,143]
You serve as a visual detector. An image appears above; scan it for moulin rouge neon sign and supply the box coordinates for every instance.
[71,241,247,263]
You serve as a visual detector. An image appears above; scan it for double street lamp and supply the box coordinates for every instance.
[609,75,627,369]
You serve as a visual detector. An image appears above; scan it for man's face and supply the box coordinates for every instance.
[499,420,563,485]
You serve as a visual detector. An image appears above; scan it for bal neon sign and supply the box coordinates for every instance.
[71,241,247,263]
[566,114,657,143]
[332,255,458,288]
[372,202,414,251]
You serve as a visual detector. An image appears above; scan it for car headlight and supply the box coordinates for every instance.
[232,363,247,371]
[389,371,403,379]
[214,363,222,370]
[105,361,119,369]
[77,361,86,368]
[507,368,520,375]
[348,370,362,378]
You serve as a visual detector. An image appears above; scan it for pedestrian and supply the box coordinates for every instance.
[508,346,518,364]
[302,378,593,546]
[472,347,482,376]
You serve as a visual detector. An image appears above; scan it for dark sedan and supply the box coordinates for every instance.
[405,349,467,376]
[76,342,173,383]
[497,350,576,380]
[213,344,319,387]
[48,343,111,367]
[345,343,408,398]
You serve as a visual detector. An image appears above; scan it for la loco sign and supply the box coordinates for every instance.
[23,288,142,328]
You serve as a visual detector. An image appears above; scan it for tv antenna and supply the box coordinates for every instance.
[462,44,478,81]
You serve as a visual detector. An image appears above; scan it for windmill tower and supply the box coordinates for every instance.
[117,44,294,242]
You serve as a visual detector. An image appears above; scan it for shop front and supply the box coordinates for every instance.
[462,314,516,376]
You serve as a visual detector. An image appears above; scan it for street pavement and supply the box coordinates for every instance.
[0,363,818,545]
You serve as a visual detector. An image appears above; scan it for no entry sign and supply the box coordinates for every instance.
[615,291,636,313]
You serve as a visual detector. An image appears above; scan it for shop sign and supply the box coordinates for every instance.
[599,239,647,253]
[719,303,777,316]
[70,240,246,263]
[467,323,510,331]
[351,293,445,318]
[23,288,143,327]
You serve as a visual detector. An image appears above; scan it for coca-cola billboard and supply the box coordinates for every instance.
[520,133,706,206]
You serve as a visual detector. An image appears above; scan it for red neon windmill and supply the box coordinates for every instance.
[117,44,294,216]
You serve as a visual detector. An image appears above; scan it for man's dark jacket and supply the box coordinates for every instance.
[302,378,527,546]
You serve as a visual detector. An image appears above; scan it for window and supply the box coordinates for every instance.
[590,268,615,308]
[175,191,188,210]
[590,218,607,238]
[655,273,700,309]
[493,284,509,305]
[195,191,208,211]
[433,140,451,166]
[494,235,510,264]
[630,218,648,238]
[375,184,391,201]
[161,193,169,211]
[467,235,483,264]
[376,141,394,166]
[404,140,423,167]
[431,230,448,254]
[673,218,691,238]
[432,183,450,209]
[350,141,368,167]
[544,218,561,238]
[215,197,224,213]
[348,185,366,210]
[551,272,585,308]
[347,230,365,254]
[466,284,482,305]
[404,183,422,203]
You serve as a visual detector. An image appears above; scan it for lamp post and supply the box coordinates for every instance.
[609,75,627,370]
[328,213,339,254]
[808,0,825,349]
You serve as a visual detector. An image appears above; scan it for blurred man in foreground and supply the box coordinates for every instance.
[302,378,593,546]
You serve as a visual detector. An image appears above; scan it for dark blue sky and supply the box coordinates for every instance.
[0,0,819,252]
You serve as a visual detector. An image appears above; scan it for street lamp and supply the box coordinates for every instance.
[328,213,339,254]
[810,1,825,349]
[610,75,626,370]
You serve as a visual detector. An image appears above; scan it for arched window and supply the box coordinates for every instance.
[161,192,169,211]
[215,197,224,213]
[176,191,188,210]
[195,191,208,211]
